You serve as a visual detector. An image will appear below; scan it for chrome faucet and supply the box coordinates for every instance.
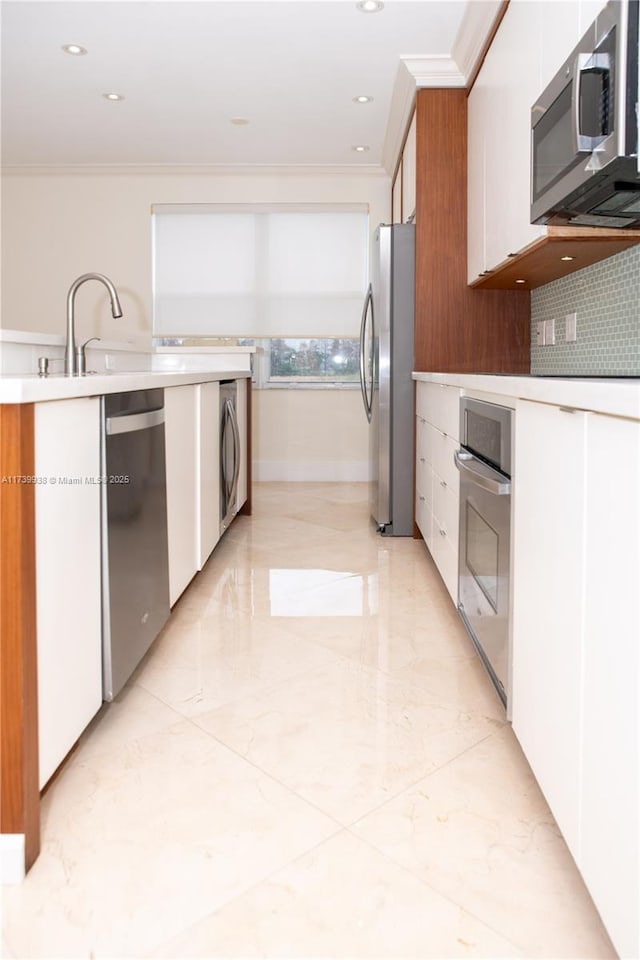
[65,273,123,376]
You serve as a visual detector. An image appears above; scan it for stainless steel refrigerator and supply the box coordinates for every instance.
[359,223,415,536]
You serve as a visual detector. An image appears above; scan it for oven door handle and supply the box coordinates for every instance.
[454,450,511,496]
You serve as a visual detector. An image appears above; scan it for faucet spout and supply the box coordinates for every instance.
[65,273,123,376]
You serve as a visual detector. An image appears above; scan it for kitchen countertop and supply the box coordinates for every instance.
[412,372,640,421]
[0,369,251,405]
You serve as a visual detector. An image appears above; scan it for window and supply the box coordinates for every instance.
[268,338,359,384]
[152,205,369,344]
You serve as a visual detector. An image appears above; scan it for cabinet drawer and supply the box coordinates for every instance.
[416,382,461,440]
[432,431,459,492]
[416,456,433,510]
[415,485,432,544]
[433,474,459,550]
[431,527,459,604]
[416,415,436,466]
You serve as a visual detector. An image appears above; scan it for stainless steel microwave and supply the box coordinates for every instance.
[531,0,640,228]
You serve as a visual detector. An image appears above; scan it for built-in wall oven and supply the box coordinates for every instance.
[455,398,513,707]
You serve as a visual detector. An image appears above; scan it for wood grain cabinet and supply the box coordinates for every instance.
[512,398,640,959]
[411,89,530,374]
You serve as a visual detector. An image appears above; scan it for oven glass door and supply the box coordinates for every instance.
[457,455,511,704]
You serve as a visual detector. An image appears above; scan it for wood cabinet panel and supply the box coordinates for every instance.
[414,89,530,374]
[0,404,39,872]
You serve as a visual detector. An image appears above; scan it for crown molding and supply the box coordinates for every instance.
[452,0,504,84]
[0,162,390,179]
[382,55,465,176]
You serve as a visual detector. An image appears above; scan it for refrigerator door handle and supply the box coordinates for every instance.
[359,283,374,424]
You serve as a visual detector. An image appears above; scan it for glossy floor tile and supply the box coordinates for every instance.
[1,483,615,959]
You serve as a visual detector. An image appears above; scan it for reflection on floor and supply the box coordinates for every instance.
[1,483,615,959]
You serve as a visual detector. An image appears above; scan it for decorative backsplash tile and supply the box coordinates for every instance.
[531,245,640,375]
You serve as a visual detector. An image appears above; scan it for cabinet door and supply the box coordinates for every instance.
[580,414,640,959]
[511,400,586,857]
[235,377,248,511]
[35,397,102,787]
[402,113,417,223]
[483,1,545,272]
[165,384,198,605]
[467,77,487,284]
[198,381,220,569]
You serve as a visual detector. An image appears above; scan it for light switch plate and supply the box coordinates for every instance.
[545,318,556,345]
[565,312,577,342]
[536,321,545,346]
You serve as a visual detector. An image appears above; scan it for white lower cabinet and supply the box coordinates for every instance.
[512,401,586,856]
[580,414,639,958]
[512,399,640,959]
[35,397,102,788]
[415,382,461,603]
[198,381,220,569]
[165,384,199,606]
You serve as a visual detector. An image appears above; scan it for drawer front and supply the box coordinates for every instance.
[416,382,461,441]
[416,415,431,467]
[433,473,459,549]
[415,485,432,544]
[432,431,460,493]
[416,457,433,512]
[432,529,459,604]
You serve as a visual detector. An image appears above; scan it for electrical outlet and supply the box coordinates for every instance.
[536,320,546,346]
[565,312,577,342]
[545,318,556,345]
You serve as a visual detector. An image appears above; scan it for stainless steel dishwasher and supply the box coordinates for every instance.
[101,389,170,701]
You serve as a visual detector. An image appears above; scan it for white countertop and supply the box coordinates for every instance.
[0,369,250,404]
[412,372,640,421]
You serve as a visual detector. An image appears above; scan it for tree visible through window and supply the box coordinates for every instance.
[269,338,359,383]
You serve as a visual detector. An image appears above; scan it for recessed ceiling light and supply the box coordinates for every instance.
[353,95,374,104]
[515,279,526,284]
[103,93,125,102]
[62,43,87,56]
[356,0,384,12]
[352,145,370,153]
[230,117,250,125]
[560,255,575,261]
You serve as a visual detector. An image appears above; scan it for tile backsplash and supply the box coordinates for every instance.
[531,244,640,375]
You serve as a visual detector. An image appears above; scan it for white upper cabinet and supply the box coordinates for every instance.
[392,171,402,225]
[467,0,611,283]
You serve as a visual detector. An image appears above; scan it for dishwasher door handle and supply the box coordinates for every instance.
[106,408,165,436]
[454,449,511,496]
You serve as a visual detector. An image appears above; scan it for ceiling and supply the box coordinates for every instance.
[1,1,499,170]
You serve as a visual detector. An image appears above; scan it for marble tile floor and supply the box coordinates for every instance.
[1,483,615,960]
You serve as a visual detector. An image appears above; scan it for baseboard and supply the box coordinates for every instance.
[254,460,369,482]
[0,834,25,884]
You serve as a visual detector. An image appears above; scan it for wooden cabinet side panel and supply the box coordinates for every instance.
[414,89,530,374]
[0,404,40,869]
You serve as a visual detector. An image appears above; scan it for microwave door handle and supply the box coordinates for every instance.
[454,450,511,496]
[572,52,611,154]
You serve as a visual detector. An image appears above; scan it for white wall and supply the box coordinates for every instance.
[1,166,390,479]
[254,388,368,482]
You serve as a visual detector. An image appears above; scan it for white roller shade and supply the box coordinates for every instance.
[152,208,369,338]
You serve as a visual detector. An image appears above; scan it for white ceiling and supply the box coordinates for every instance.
[1,1,499,170]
